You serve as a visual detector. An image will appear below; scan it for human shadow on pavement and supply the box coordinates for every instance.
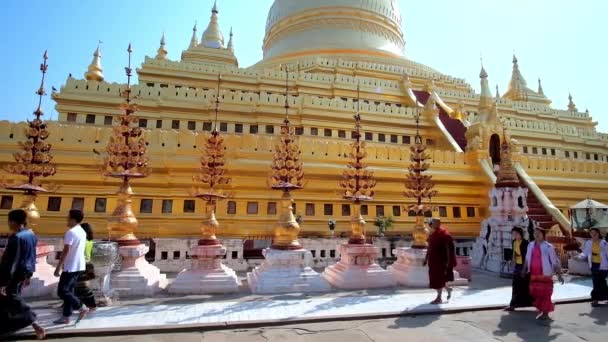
[579,306,608,326]
[494,310,561,341]
[386,304,440,330]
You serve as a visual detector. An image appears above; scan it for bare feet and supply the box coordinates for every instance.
[535,312,550,320]
[53,317,69,325]
[429,298,442,305]
[32,323,46,340]
[503,306,515,312]
[446,287,453,301]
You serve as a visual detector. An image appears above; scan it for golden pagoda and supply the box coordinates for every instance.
[0,0,606,244]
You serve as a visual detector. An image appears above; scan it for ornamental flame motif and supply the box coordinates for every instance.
[404,116,438,215]
[340,113,376,202]
[103,44,150,180]
[3,51,56,194]
[268,119,304,191]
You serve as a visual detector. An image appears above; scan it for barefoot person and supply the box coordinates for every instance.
[53,209,89,324]
[522,227,564,320]
[0,209,46,339]
[505,227,533,311]
[425,217,457,304]
[578,228,608,307]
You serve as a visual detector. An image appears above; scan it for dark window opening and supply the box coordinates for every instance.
[235,123,243,133]
[438,206,447,217]
[187,121,196,130]
[156,120,162,129]
[365,132,373,141]
[295,127,304,135]
[361,205,368,216]
[453,207,462,218]
[71,197,84,210]
[227,201,237,214]
[47,197,62,211]
[183,200,196,213]
[338,130,346,138]
[324,204,333,216]
[85,114,95,124]
[265,125,274,134]
[203,122,212,131]
[139,119,148,128]
[173,251,180,260]
[220,122,228,132]
[171,120,180,129]
[94,198,107,213]
[162,200,173,214]
[392,205,401,216]
[466,207,475,218]
[378,133,386,142]
[324,129,332,137]
[232,251,238,259]
[342,204,351,216]
[67,113,77,122]
[247,202,259,214]
[310,127,318,136]
[267,202,277,215]
[402,136,411,144]
[390,135,398,143]
[161,251,168,260]
[305,203,315,216]
[140,199,153,213]
[376,205,385,217]
[0,196,14,210]
[249,125,259,134]
[104,116,113,125]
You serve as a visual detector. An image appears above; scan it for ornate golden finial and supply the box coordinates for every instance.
[495,127,520,188]
[189,21,199,48]
[340,82,377,244]
[267,64,304,250]
[404,112,438,248]
[201,0,224,48]
[227,27,234,52]
[191,73,230,245]
[479,62,492,110]
[2,51,57,228]
[155,32,168,60]
[84,42,104,82]
[568,93,577,112]
[537,78,545,96]
[104,44,151,244]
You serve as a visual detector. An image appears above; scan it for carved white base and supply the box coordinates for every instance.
[568,257,591,276]
[170,244,240,294]
[247,248,331,294]
[22,244,59,298]
[111,244,168,297]
[388,247,468,288]
[322,243,396,290]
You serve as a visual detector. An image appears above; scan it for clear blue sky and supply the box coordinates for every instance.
[1,0,606,132]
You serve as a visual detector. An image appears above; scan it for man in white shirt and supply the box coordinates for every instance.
[53,209,89,324]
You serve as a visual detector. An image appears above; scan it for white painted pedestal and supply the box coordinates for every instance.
[23,244,58,298]
[389,247,468,288]
[111,244,168,296]
[247,248,331,294]
[322,243,396,290]
[170,244,240,294]
[568,257,591,276]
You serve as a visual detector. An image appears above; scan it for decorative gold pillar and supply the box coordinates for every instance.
[348,202,366,244]
[272,191,301,249]
[2,52,57,229]
[102,44,150,246]
[405,114,438,249]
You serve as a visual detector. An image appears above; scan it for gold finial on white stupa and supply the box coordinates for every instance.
[84,42,104,82]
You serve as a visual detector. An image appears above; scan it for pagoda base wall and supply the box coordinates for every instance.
[389,247,468,287]
[322,243,396,290]
[247,248,331,294]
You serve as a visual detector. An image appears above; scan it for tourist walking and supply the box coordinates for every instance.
[505,226,533,311]
[425,217,457,304]
[53,209,89,324]
[577,228,608,306]
[0,209,46,339]
[75,223,96,311]
[522,227,564,320]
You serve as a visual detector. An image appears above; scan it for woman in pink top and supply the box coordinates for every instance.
[522,228,564,320]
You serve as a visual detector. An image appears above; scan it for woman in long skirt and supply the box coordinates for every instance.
[523,227,564,320]
[505,227,533,311]
[578,228,608,306]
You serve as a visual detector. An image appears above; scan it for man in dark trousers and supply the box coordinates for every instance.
[425,217,457,305]
[0,209,45,339]
[53,209,89,324]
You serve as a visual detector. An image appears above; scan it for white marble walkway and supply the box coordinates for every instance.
[22,278,594,336]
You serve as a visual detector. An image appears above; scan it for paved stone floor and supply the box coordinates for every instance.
[28,302,607,342]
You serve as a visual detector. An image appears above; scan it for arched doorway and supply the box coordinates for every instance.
[489,134,501,165]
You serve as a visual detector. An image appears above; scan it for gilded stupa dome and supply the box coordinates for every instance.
[263,0,405,60]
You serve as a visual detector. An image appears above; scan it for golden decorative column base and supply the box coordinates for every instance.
[19,194,41,229]
[271,191,302,250]
[411,215,429,249]
[107,180,140,246]
[348,202,366,244]
[199,202,221,246]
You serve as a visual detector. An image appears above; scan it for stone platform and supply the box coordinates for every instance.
[17,274,593,338]
[170,244,240,294]
[247,248,331,294]
[389,247,468,287]
[111,244,168,296]
[322,243,396,289]
[23,244,59,298]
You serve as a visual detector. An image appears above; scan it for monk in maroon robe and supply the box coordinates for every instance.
[424,218,457,304]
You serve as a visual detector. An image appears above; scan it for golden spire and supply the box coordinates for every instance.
[405,112,438,248]
[478,63,492,110]
[192,73,230,245]
[495,84,500,99]
[84,43,104,82]
[201,0,224,49]
[268,64,304,250]
[495,127,520,188]
[3,51,57,228]
[340,82,377,244]
[568,93,578,112]
[227,27,234,52]
[155,32,168,60]
[537,78,545,96]
[189,21,199,48]
[104,44,151,243]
